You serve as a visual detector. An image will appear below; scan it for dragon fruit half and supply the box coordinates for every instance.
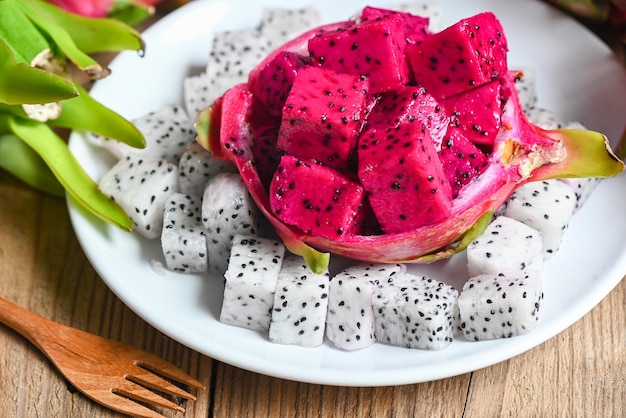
[197,8,623,273]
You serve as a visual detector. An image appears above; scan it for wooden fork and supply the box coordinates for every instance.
[0,295,205,418]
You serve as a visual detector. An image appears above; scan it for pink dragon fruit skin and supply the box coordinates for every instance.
[249,51,310,117]
[276,66,369,170]
[270,155,365,240]
[440,80,503,146]
[359,6,431,45]
[406,12,508,101]
[198,12,624,273]
[308,14,409,94]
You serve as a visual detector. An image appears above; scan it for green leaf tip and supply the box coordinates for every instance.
[533,128,624,181]
[302,247,331,275]
[195,99,223,158]
[51,83,145,149]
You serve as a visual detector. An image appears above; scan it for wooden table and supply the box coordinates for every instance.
[1,8,625,418]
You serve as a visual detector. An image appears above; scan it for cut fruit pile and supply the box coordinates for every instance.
[199,5,621,270]
[95,3,623,351]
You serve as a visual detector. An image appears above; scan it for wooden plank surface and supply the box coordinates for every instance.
[1,158,624,418]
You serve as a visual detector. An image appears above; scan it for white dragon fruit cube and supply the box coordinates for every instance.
[103,105,195,164]
[99,155,178,239]
[201,172,261,274]
[326,263,405,351]
[554,121,602,212]
[257,7,321,47]
[467,215,543,277]
[160,193,207,273]
[206,28,274,103]
[372,273,458,350]
[220,235,285,332]
[269,256,330,347]
[524,107,562,130]
[178,141,237,197]
[558,177,601,211]
[183,72,211,121]
[458,270,543,341]
[371,275,407,347]
[512,67,537,112]
[503,180,577,258]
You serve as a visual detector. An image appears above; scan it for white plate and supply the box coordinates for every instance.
[68,0,626,386]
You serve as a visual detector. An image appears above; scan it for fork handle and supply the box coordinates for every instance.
[0,296,58,349]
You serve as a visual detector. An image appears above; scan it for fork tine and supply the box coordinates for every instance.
[93,390,169,418]
[137,357,205,389]
[129,369,197,400]
[114,379,185,412]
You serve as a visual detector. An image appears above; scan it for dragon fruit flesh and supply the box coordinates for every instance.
[438,129,489,199]
[250,51,310,117]
[551,122,602,212]
[99,155,178,239]
[197,7,623,274]
[407,12,508,101]
[525,107,563,130]
[559,176,601,211]
[268,256,330,347]
[466,215,543,277]
[199,28,278,109]
[440,80,503,146]
[182,6,322,119]
[269,155,366,240]
[358,100,453,233]
[364,85,449,147]
[257,7,322,48]
[326,262,405,350]
[178,141,237,197]
[458,270,543,341]
[102,105,194,164]
[372,272,458,350]
[386,2,443,31]
[91,5,626,353]
[161,193,207,273]
[202,172,261,274]
[503,179,577,258]
[359,6,431,45]
[183,72,212,121]
[308,13,410,94]
[276,65,369,169]
[220,235,286,332]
